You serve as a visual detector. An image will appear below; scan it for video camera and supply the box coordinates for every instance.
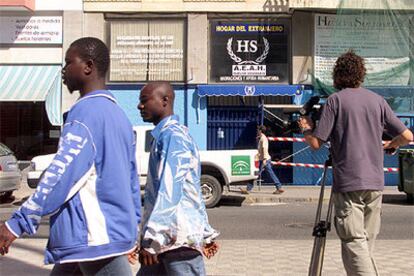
[286,96,323,133]
[263,96,324,134]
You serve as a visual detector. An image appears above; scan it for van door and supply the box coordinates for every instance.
[134,127,153,187]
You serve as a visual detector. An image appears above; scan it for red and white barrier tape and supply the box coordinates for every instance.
[268,136,414,145]
[271,161,398,172]
[268,137,306,142]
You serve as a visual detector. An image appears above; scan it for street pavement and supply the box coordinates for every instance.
[1,238,413,276]
[0,180,413,275]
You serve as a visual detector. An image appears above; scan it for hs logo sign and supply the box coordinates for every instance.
[236,40,258,53]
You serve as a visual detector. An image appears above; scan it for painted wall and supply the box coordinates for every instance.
[35,0,82,10]
[84,0,289,13]
[109,86,208,150]
[292,11,313,85]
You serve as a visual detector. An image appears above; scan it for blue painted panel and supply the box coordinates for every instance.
[109,87,207,150]
[110,88,186,126]
[110,90,143,126]
[197,84,303,97]
[188,89,207,150]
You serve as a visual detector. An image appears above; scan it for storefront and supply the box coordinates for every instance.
[0,2,66,160]
[101,12,308,148]
[0,65,62,160]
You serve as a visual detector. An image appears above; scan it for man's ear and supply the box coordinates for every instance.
[84,59,93,75]
[162,96,169,107]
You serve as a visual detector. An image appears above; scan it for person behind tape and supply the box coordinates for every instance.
[299,50,413,276]
[0,37,141,275]
[135,81,219,276]
[241,125,284,194]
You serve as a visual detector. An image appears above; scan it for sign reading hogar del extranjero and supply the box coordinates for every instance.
[210,20,290,83]
[231,155,251,176]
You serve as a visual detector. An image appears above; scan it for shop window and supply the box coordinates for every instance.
[109,19,185,82]
[0,102,59,160]
[209,19,290,83]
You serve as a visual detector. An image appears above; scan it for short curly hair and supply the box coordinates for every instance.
[70,37,109,78]
[257,125,266,133]
[333,50,366,90]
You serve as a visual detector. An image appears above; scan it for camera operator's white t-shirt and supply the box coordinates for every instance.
[313,87,407,193]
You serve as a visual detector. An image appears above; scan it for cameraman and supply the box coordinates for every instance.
[299,51,413,276]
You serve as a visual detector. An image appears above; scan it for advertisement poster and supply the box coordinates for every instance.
[0,16,62,44]
[210,20,290,83]
[314,13,410,85]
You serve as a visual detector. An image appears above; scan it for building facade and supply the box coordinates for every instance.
[1,0,413,185]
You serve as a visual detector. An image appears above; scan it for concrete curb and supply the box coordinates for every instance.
[221,194,331,206]
[219,185,404,206]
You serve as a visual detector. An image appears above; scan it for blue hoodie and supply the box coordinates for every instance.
[6,90,141,264]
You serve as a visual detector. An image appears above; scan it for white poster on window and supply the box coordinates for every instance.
[314,13,410,86]
[109,20,185,81]
[0,16,63,44]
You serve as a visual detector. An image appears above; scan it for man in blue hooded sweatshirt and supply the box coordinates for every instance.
[0,37,141,275]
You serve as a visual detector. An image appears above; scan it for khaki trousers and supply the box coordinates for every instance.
[333,191,382,276]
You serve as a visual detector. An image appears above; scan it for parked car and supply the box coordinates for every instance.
[0,143,22,200]
[27,126,259,208]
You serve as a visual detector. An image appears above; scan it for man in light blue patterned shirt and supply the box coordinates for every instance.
[136,82,219,275]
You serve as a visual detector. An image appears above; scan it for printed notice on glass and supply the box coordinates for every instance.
[110,35,184,81]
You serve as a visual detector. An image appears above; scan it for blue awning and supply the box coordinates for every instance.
[197,84,303,97]
[0,65,62,126]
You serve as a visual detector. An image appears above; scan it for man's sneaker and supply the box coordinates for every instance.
[273,189,285,195]
[240,188,250,194]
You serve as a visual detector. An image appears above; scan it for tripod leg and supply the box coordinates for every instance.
[309,237,326,276]
[308,157,332,276]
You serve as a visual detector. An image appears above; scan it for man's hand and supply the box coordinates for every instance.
[0,223,17,256]
[383,129,414,155]
[299,116,314,132]
[299,116,324,150]
[383,141,398,155]
[127,246,139,265]
[138,248,158,266]
[203,242,219,259]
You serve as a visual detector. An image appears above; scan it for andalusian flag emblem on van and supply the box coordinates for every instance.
[231,156,251,175]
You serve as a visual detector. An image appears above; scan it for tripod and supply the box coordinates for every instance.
[308,155,334,276]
